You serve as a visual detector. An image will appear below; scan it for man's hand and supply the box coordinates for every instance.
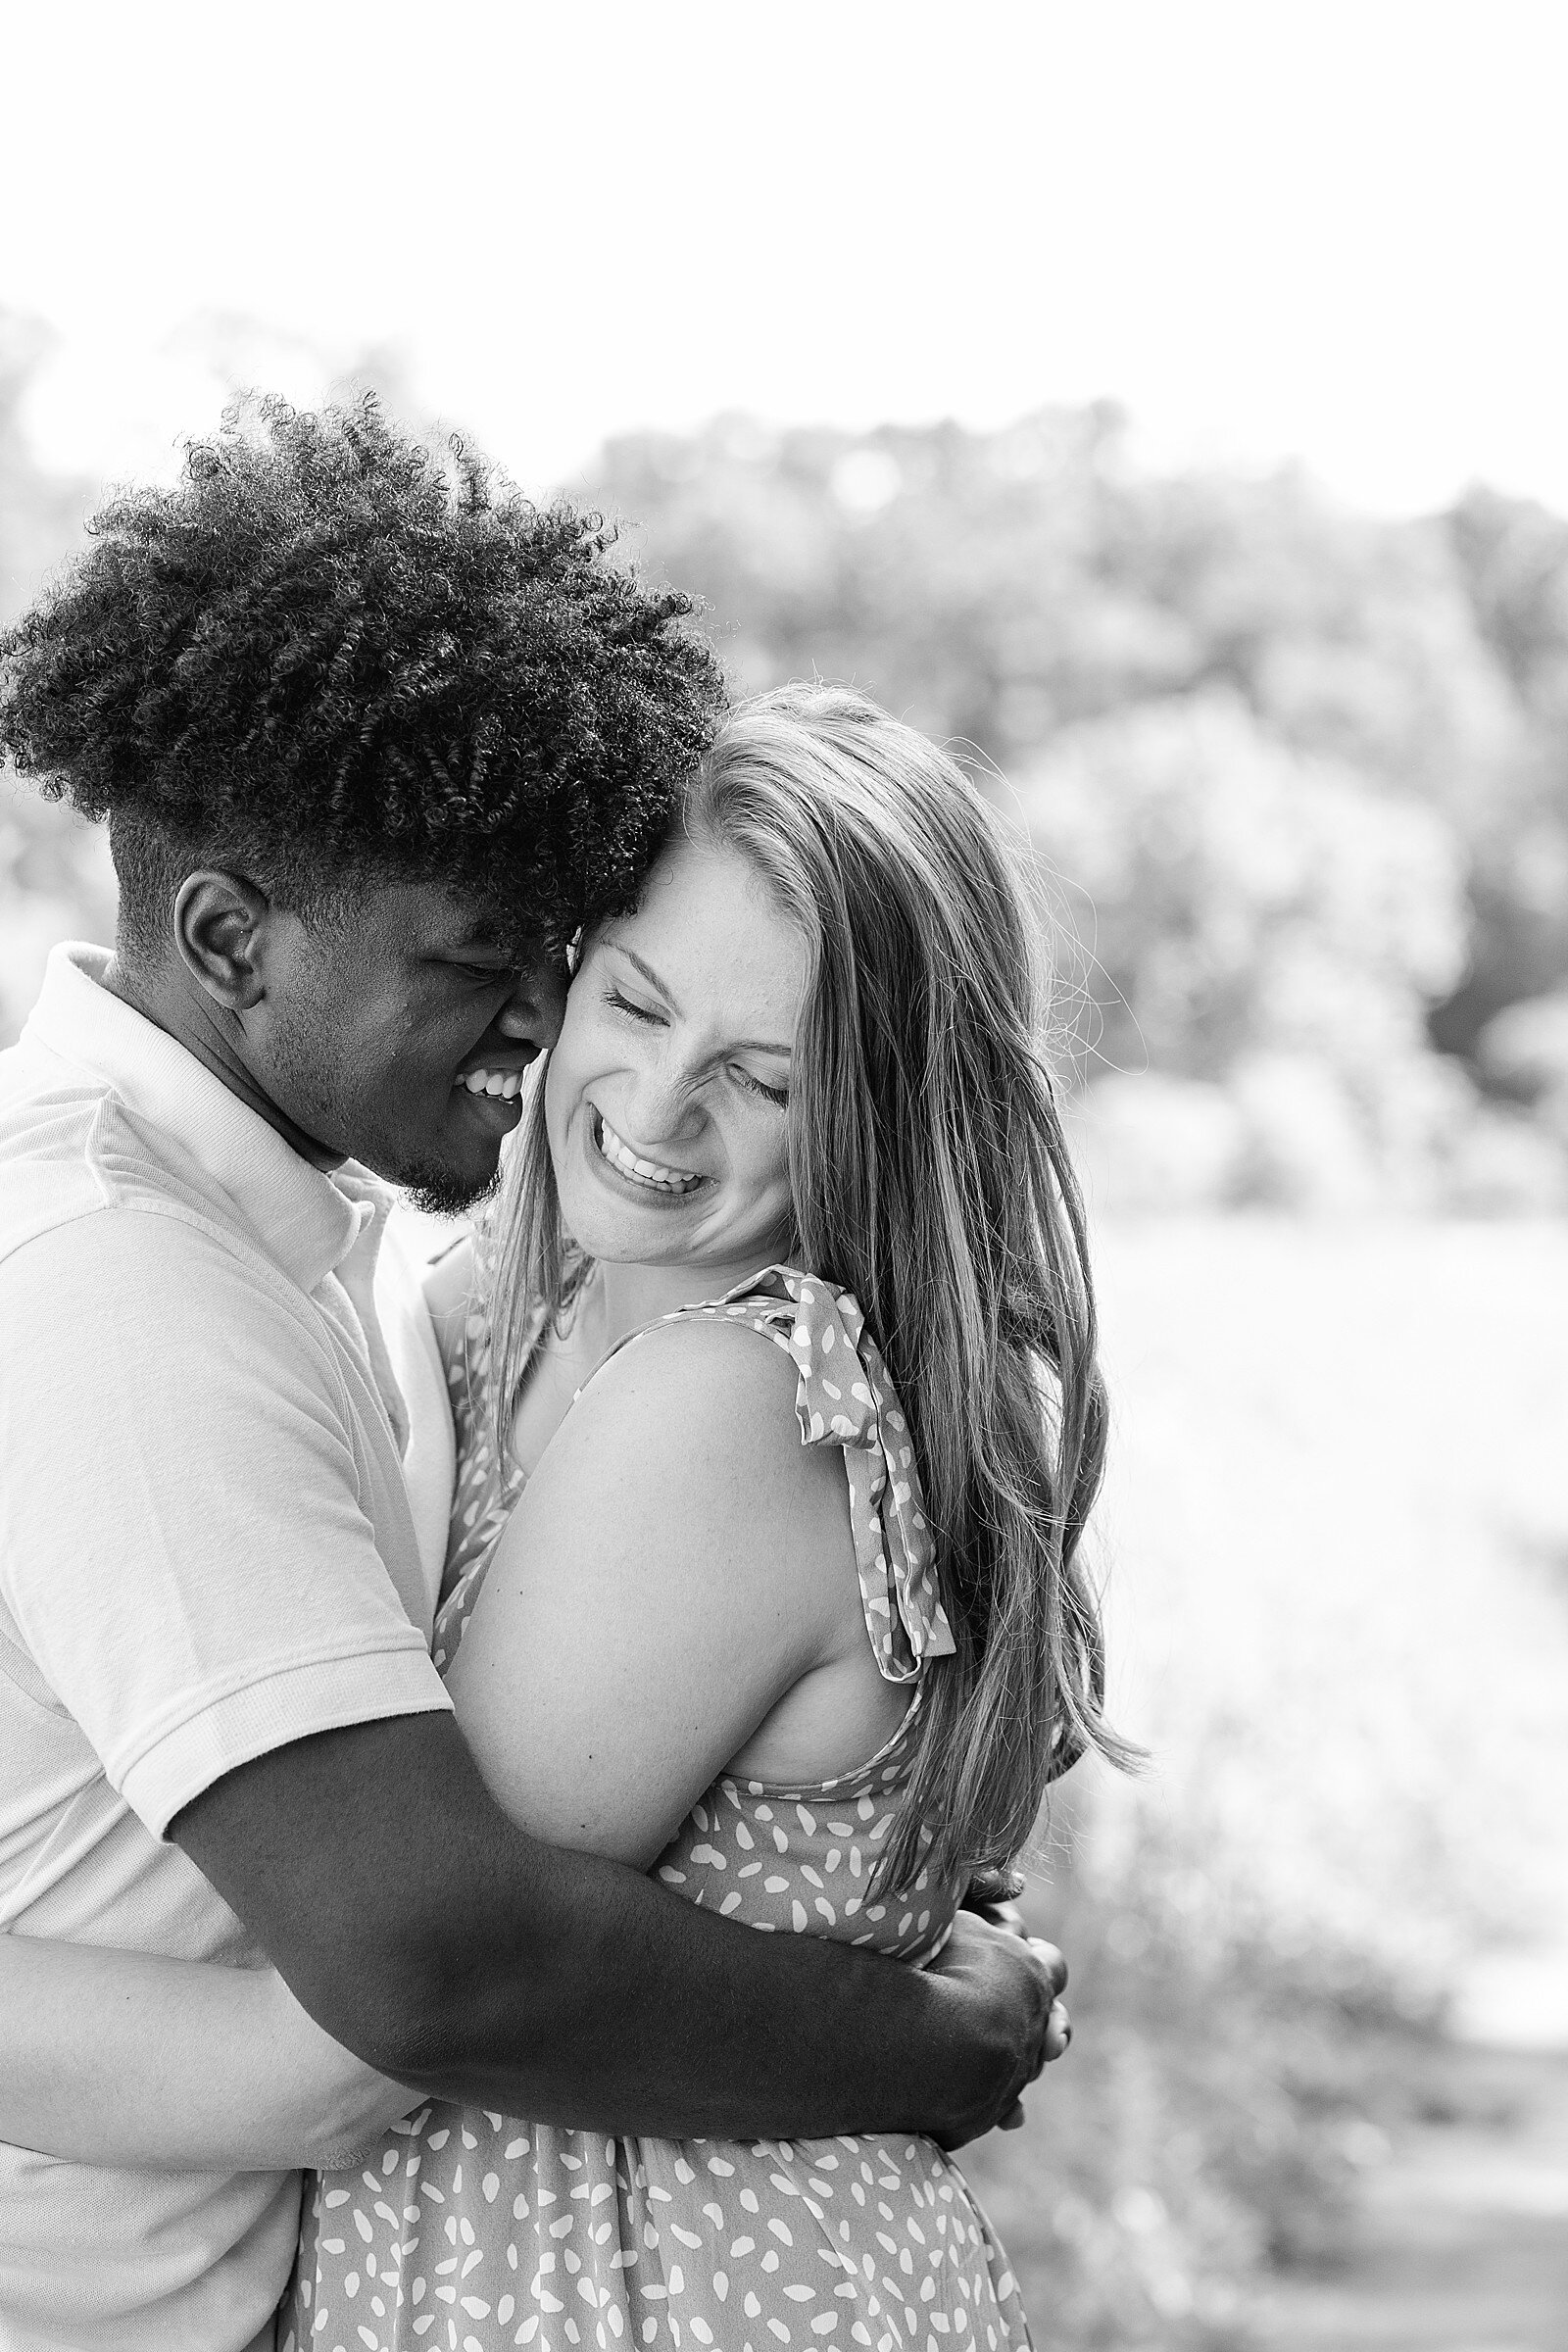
[921,1912,1070,2147]
[956,1878,1072,2129]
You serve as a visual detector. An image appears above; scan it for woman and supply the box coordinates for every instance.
[0,685,1124,2350]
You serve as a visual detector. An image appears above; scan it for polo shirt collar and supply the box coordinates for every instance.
[23,944,380,1295]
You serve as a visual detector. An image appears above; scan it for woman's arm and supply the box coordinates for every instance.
[446,1316,880,1864]
[0,1933,416,2171]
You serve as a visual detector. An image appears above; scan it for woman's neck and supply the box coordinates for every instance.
[513,1245,794,1483]
[594,1250,788,1354]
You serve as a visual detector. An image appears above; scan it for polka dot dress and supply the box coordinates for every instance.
[282,1265,1032,2352]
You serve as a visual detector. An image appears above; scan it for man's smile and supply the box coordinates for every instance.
[455,1065,528,1101]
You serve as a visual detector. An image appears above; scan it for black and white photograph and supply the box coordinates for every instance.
[2,7,1566,2348]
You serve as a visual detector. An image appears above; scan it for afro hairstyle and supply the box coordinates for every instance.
[0,394,727,963]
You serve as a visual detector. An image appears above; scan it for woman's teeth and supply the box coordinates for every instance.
[457,1068,524,1100]
[595,1112,702,1194]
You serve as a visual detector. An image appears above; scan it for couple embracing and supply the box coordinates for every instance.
[0,400,1124,2351]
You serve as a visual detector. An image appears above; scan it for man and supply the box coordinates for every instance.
[0,399,1064,2348]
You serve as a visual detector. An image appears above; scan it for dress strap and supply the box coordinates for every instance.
[603,1264,957,1687]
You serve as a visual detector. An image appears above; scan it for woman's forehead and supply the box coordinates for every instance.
[600,838,806,1028]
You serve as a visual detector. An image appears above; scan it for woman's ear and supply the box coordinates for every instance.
[172,870,273,1011]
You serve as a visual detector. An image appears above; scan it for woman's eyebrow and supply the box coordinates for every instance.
[612,944,680,1010]
[610,943,793,1057]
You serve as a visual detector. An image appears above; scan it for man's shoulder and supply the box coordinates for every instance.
[0,1087,308,1351]
[0,1086,211,1289]
[0,1049,122,1262]
[0,1049,253,1271]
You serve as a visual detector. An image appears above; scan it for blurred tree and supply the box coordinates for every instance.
[0,312,114,1044]
[1017,693,1466,1077]
[1113,468,1522,827]
[8,370,1568,1197]
[1015,693,1474,1208]
[0,313,91,623]
[588,412,1520,811]
[1435,487,1568,1058]
[1449,487,1568,738]
[585,410,1568,1205]
[589,405,1179,760]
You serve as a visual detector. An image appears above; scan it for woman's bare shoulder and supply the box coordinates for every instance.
[540,1308,850,1557]
[590,1308,804,1431]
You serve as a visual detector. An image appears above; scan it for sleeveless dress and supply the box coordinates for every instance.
[283,1264,1033,2352]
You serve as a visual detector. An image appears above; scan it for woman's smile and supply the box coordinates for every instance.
[587,1106,706,1199]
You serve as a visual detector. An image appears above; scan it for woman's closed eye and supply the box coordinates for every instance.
[605,986,788,1104]
[605,987,664,1025]
[732,1066,790,1108]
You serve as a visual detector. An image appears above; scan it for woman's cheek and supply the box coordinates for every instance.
[753,1139,793,1228]
[542,1038,579,1138]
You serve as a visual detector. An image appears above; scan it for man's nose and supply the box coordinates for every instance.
[496,959,566,1051]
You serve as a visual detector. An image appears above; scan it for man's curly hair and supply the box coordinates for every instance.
[0,395,726,962]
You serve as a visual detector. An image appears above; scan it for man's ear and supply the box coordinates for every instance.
[172,871,273,1011]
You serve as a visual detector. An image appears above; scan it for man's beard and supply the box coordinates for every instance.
[399,1162,502,1219]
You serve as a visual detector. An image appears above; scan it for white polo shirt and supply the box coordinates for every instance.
[0,944,457,2349]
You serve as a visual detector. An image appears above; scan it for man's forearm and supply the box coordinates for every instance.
[380,1839,1016,2143]
[173,1714,1049,2148]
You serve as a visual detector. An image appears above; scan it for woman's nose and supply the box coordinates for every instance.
[624,1055,706,1144]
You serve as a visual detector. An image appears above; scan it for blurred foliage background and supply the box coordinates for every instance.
[4,332,1568,2345]
[583,405,1568,1216]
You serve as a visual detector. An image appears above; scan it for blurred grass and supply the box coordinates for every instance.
[956,1217,1568,2349]
[961,1861,1408,2346]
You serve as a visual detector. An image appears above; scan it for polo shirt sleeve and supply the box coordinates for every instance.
[0,1205,453,1838]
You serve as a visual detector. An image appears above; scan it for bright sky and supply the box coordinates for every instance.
[4,0,1567,515]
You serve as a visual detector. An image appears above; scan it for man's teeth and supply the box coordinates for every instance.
[459,1068,524,1100]
[596,1113,701,1194]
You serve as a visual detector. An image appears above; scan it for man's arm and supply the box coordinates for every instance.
[3,1215,1059,2151]
[1,1319,1062,2171]
[174,1317,1065,2146]
[172,1709,1063,2147]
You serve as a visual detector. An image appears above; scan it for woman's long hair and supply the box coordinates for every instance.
[486,683,1134,1893]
